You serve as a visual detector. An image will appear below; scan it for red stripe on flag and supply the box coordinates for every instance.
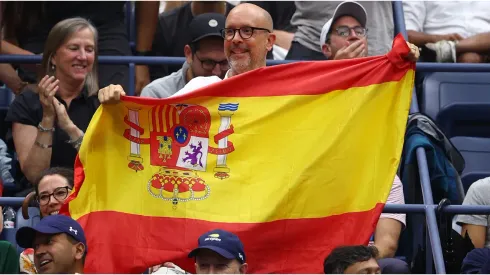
[76,204,384,274]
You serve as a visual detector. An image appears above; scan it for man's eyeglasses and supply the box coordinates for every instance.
[221,27,271,41]
[333,26,367,37]
[37,186,72,206]
[194,54,229,71]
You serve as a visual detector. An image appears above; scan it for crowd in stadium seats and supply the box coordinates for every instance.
[0,1,489,274]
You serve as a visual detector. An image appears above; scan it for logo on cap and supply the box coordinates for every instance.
[204,233,222,242]
[69,227,78,235]
[238,253,244,261]
[209,19,218,27]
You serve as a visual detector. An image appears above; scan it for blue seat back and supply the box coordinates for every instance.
[14,207,41,254]
[421,72,490,138]
[450,136,490,192]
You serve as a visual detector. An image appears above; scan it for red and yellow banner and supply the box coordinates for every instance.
[62,35,414,273]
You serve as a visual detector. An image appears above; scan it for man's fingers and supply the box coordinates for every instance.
[352,43,365,57]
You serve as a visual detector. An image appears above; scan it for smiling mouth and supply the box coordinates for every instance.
[72,64,87,69]
[50,211,59,215]
[40,259,53,268]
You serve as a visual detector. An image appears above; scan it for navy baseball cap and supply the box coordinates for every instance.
[188,229,246,263]
[16,215,87,251]
[189,13,226,43]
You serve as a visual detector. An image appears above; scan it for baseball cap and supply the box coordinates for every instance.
[189,13,226,43]
[16,215,87,251]
[319,1,367,50]
[188,229,246,264]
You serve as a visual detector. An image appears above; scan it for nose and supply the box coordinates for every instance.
[231,30,243,44]
[207,265,216,274]
[77,49,88,60]
[211,64,222,76]
[35,244,47,256]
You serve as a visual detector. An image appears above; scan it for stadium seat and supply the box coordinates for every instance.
[421,72,490,138]
[14,207,41,254]
[450,136,490,192]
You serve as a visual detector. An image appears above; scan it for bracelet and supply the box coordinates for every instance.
[38,123,55,132]
[35,140,52,149]
[66,133,84,150]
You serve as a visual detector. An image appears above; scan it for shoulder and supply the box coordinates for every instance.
[158,3,191,25]
[6,89,42,125]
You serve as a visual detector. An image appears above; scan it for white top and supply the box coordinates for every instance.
[403,1,490,39]
[171,70,232,97]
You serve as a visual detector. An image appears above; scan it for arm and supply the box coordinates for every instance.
[374,218,403,258]
[0,40,34,55]
[273,30,294,50]
[0,63,27,94]
[456,179,490,248]
[407,31,463,47]
[12,120,54,183]
[461,224,487,248]
[134,1,160,95]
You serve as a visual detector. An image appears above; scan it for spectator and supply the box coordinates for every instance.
[6,18,99,185]
[1,1,159,95]
[456,177,490,248]
[152,229,248,274]
[319,1,419,62]
[286,1,393,61]
[323,245,381,274]
[403,1,490,63]
[19,167,74,274]
[0,241,19,273]
[99,3,275,102]
[16,215,87,274]
[461,247,490,274]
[141,13,227,98]
[150,1,234,81]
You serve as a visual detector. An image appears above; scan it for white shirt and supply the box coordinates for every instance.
[171,70,232,97]
[403,1,490,39]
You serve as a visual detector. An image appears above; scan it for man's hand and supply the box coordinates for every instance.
[98,84,126,104]
[333,40,366,60]
[405,42,420,62]
[135,65,150,96]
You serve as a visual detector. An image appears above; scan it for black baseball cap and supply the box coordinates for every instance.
[16,214,87,251]
[188,229,246,264]
[189,13,226,43]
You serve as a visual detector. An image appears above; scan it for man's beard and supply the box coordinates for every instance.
[229,53,253,75]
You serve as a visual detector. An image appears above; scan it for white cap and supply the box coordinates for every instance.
[319,1,368,51]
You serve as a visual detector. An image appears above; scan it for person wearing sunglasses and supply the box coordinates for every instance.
[142,13,229,99]
[19,167,74,274]
[319,1,419,62]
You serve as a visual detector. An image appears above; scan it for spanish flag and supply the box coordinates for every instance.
[62,35,414,273]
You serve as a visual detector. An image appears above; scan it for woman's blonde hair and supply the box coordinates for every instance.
[40,17,99,96]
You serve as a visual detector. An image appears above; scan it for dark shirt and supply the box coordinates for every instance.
[5,87,100,169]
[149,2,235,81]
[246,1,297,33]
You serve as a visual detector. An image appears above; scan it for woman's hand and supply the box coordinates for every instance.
[38,75,59,120]
[52,97,75,132]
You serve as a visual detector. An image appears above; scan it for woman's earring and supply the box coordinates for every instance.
[51,64,56,71]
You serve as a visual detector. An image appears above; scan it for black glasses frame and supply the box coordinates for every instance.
[194,54,229,71]
[37,186,72,206]
[221,27,271,41]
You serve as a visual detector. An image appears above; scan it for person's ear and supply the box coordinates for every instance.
[74,242,85,261]
[322,44,332,59]
[239,263,248,274]
[266,33,276,52]
[184,45,193,65]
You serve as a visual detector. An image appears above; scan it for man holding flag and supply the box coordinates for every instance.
[74,2,421,274]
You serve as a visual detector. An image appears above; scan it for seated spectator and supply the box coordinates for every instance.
[403,1,490,63]
[457,178,490,248]
[6,18,100,184]
[141,13,227,98]
[100,3,275,102]
[19,167,74,274]
[0,240,19,273]
[16,215,87,274]
[286,1,394,61]
[151,229,248,274]
[323,245,381,274]
[150,1,234,81]
[320,1,419,62]
[1,1,159,95]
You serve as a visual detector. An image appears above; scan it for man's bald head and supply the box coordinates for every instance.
[226,3,273,30]
[224,3,275,77]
